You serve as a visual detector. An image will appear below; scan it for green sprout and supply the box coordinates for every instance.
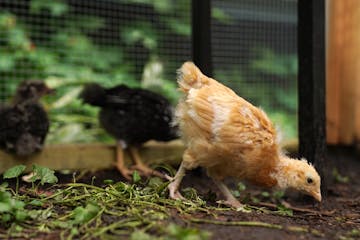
[3,165,26,195]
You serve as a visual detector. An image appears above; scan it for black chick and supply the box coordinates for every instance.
[80,83,178,180]
[0,80,54,156]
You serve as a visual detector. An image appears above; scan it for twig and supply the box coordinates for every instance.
[190,218,324,237]
[190,218,282,229]
[254,202,335,216]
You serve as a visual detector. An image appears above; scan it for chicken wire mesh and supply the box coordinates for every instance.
[211,0,298,141]
[0,0,298,143]
[0,0,191,143]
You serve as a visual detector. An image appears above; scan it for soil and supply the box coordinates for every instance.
[3,146,360,239]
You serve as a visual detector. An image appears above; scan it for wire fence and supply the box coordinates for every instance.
[0,0,297,142]
[212,0,298,140]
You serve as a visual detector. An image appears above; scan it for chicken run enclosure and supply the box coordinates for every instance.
[1,0,359,240]
[0,0,310,169]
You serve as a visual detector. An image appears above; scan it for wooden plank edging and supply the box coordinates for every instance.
[0,139,298,173]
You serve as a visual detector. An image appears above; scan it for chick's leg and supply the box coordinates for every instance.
[129,147,170,180]
[168,161,186,200]
[115,141,133,180]
[213,179,243,209]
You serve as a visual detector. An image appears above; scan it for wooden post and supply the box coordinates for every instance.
[191,0,213,77]
[298,0,326,186]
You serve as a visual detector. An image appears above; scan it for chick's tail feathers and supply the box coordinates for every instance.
[177,62,209,93]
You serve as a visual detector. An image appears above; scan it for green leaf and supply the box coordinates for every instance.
[29,199,43,207]
[103,179,114,185]
[272,190,285,200]
[0,53,16,71]
[276,205,293,216]
[237,182,246,192]
[30,165,58,185]
[71,203,100,224]
[232,190,241,198]
[130,231,155,240]
[261,191,270,198]
[30,0,69,16]
[3,165,26,179]
[2,213,11,222]
[121,22,158,50]
[0,202,11,212]
[15,210,28,221]
[132,171,141,183]
[212,8,234,24]
[166,224,211,240]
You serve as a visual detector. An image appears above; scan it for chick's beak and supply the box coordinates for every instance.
[311,191,322,202]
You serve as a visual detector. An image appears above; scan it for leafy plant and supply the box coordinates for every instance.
[0,191,28,226]
[25,164,58,192]
[3,165,26,194]
[71,203,100,224]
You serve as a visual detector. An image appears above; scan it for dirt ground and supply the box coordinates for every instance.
[2,146,360,239]
[66,146,360,240]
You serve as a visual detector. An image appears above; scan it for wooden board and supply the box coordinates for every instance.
[0,139,298,173]
[327,0,360,145]
[0,140,185,173]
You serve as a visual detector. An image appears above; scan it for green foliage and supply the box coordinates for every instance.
[3,165,26,179]
[132,171,142,183]
[0,0,192,143]
[332,168,350,184]
[122,22,159,51]
[3,165,26,194]
[275,205,293,217]
[28,164,58,185]
[71,203,100,224]
[130,224,210,240]
[0,0,297,145]
[165,224,211,240]
[30,0,69,16]
[0,191,27,225]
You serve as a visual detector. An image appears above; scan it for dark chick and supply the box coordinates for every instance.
[0,80,54,156]
[80,83,178,180]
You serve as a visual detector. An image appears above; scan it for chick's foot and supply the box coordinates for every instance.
[168,181,186,200]
[131,163,170,180]
[115,164,133,181]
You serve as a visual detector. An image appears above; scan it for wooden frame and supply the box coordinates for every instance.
[0,141,184,173]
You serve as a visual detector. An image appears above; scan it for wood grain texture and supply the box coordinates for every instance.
[327,0,360,145]
[0,139,299,174]
[0,140,184,173]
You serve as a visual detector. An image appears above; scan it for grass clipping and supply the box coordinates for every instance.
[0,171,324,239]
[0,175,213,240]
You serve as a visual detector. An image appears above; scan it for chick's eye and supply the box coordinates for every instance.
[307,178,313,184]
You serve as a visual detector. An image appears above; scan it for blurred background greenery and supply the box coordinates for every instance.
[0,0,298,144]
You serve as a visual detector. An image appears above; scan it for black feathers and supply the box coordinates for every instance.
[0,80,52,156]
[81,83,178,145]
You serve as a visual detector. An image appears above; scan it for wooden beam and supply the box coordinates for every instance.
[0,139,299,174]
[191,0,213,77]
[0,140,185,173]
[298,0,326,181]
